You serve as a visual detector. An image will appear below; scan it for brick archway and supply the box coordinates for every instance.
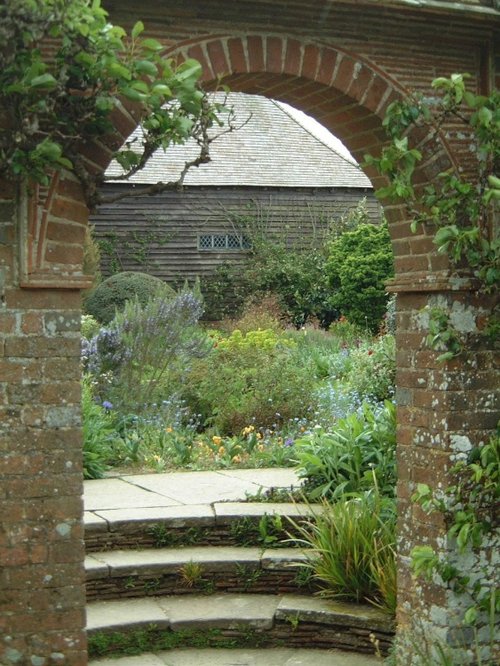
[1,4,498,664]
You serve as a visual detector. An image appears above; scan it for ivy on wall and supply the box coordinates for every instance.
[365,73,499,355]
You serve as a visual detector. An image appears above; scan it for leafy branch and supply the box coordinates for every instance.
[365,74,499,292]
[365,74,499,360]
[0,0,233,209]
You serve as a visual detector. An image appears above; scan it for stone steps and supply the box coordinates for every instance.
[86,593,394,657]
[84,470,394,660]
[84,501,321,552]
[86,546,316,600]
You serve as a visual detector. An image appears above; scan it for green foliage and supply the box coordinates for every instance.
[81,314,100,340]
[325,223,394,333]
[88,625,256,658]
[0,0,223,207]
[365,73,499,354]
[291,490,397,612]
[411,430,500,634]
[425,306,463,362]
[97,219,174,275]
[184,328,317,434]
[82,375,121,479]
[201,199,375,328]
[294,401,396,500]
[86,286,207,415]
[84,271,174,324]
[344,334,396,401]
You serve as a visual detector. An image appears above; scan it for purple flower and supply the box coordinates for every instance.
[285,437,294,447]
[102,400,113,410]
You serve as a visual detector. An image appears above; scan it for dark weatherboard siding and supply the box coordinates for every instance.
[91,185,380,283]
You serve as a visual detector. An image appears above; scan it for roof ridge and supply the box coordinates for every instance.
[272,100,362,173]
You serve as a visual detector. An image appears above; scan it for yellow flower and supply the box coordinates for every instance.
[212,436,222,446]
[256,432,263,440]
[218,446,225,455]
[257,444,265,452]
[165,427,173,433]
[232,455,242,463]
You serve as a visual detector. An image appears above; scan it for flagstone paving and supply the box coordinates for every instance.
[89,647,380,665]
[84,468,302,511]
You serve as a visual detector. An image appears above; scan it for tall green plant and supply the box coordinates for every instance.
[184,328,317,434]
[85,286,208,414]
[325,222,394,333]
[294,401,396,500]
[291,490,397,613]
[82,375,121,479]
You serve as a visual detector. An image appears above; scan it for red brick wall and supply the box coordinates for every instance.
[0,180,88,664]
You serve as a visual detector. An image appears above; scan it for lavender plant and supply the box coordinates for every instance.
[85,286,209,415]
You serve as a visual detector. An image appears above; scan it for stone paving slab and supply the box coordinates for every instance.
[85,554,110,578]
[84,511,108,531]
[87,546,264,576]
[92,504,215,531]
[213,502,317,522]
[87,597,169,633]
[89,647,379,665]
[120,470,265,505]
[84,478,182,511]
[260,548,309,569]
[156,594,279,631]
[84,469,303,513]
[216,468,303,490]
[276,594,393,632]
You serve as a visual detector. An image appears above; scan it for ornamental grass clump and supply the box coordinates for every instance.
[291,489,397,614]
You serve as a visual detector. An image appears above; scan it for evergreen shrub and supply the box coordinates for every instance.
[325,223,394,332]
[84,271,174,324]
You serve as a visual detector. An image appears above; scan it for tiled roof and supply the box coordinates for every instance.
[105,93,372,189]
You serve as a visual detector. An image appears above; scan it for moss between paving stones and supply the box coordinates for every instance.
[88,617,393,659]
[88,625,272,658]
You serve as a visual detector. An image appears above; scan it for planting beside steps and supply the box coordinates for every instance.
[84,501,319,552]
[84,470,395,660]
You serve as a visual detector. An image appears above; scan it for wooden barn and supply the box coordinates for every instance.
[90,92,380,284]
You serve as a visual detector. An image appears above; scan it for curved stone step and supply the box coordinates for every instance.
[86,593,394,658]
[86,546,316,600]
[89,646,380,665]
[85,501,322,552]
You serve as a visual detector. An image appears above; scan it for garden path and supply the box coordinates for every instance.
[85,468,389,664]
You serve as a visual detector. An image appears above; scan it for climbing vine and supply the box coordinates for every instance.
[365,73,499,357]
[0,0,233,209]
[411,430,499,641]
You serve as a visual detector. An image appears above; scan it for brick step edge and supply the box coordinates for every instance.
[84,501,323,552]
[86,546,317,601]
[87,593,395,658]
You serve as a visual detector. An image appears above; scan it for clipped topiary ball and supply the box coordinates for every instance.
[84,271,175,324]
